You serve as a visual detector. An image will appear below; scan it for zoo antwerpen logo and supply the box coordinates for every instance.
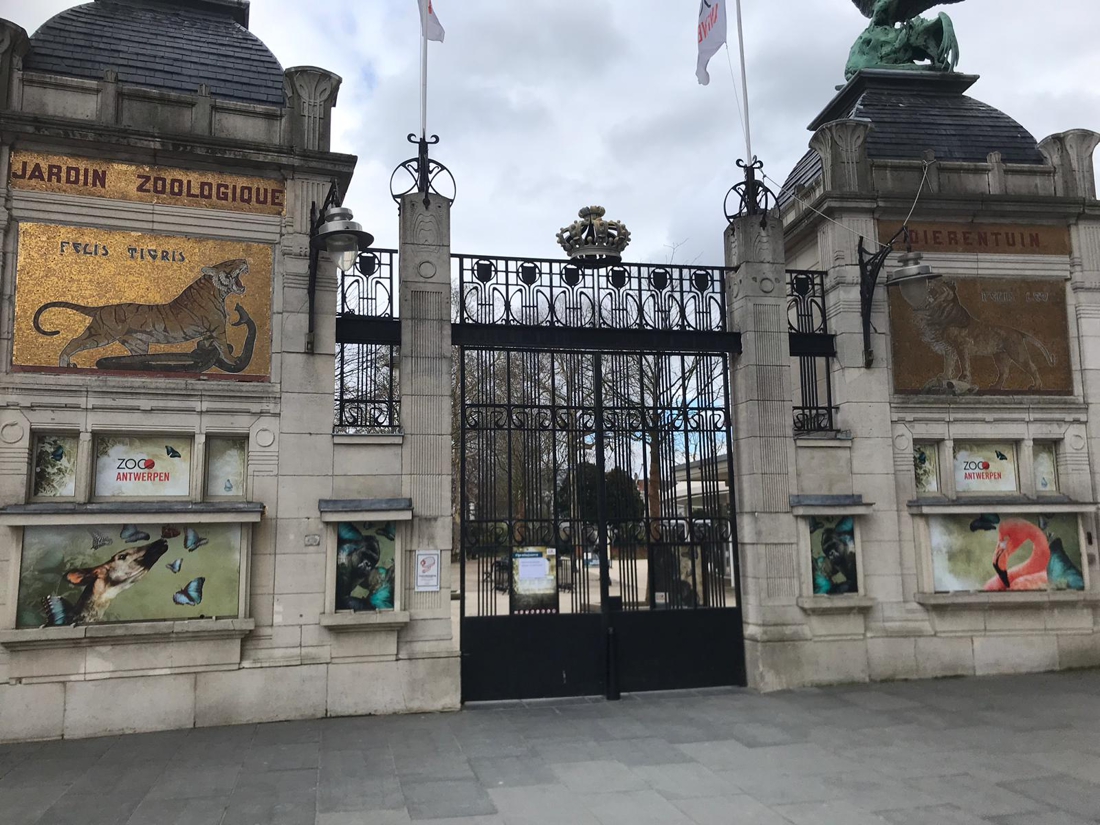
[115,456,169,484]
[9,151,285,216]
[960,458,1002,482]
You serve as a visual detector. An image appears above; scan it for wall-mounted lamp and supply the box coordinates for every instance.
[886,249,941,311]
[858,228,939,369]
[307,182,374,353]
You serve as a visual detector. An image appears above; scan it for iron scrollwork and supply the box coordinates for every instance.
[335,248,400,434]
[457,255,731,334]
[390,134,456,208]
[787,269,836,433]
[724,158,776,227]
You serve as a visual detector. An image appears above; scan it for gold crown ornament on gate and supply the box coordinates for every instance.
[556,206,631,263]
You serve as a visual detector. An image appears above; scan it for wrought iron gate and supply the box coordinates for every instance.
[455,254,745,701]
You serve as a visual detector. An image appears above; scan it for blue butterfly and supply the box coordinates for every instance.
[970,514,1000,532]
[120,524,150,543]
[375,523,396,542]
[184,528,208,552]
[43,595,73,627]
[224,479,234,493]
[995,450,1008,461]
[166,445,182,459]
[166,558,183,574]
[173,577,205,606]
[50,443,65,462]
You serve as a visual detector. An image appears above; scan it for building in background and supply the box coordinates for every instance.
[0,0,457,743]
[753,67,1100,687]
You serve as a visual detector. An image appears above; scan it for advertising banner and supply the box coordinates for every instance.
[17,522,241,628]
[929,513,1084,593]
[336,522,396,612]
[809,515,858,596]
[95,436,192,498]
[953,442,1017,494]
[13,223,272,379]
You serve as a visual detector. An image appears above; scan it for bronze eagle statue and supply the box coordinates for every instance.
[846,0,964,80]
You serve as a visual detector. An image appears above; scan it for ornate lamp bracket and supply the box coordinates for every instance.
[858,227,907,369]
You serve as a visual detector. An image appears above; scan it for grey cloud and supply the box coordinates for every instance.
[3,0,1098,266]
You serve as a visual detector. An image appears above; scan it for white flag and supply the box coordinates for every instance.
[418,0,445,42]
[696,0,726,86]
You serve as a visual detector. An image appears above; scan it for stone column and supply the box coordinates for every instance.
[726,211,803,690]
[0,21,28,112]
[398,193,455,653]
[283,67,342,152]
[1040,130,1100,200]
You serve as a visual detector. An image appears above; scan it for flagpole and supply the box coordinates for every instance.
[420,26,428,139]
[733,0,753,162]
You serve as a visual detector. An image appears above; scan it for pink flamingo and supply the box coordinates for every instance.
[982,519,1050,591]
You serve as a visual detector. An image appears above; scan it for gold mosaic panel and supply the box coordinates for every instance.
[889,277,1072,396]
[13,223,272,380]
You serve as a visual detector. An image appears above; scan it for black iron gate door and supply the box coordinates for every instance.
[456,255,745,702]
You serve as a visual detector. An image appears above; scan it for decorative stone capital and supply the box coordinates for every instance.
[283,66,342,151]
[1039,129,1100,200]
[0,19,30,111]
[809,118,874,195]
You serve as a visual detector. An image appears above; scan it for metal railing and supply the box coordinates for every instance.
[787,269,836,433]
[335,249,401,434]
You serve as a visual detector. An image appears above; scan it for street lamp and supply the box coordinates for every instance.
[858,228,940,368]
[886,249,941,311]
[306,182,374,353]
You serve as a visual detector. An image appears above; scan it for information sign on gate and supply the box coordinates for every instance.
[512,547,557,614]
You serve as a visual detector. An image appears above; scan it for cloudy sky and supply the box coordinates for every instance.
[4,0,1099,264]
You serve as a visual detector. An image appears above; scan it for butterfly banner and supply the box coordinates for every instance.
[16,523,242,628]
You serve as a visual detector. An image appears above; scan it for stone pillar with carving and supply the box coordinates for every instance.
[398,192,455,653]
[283,66,342,152]
[726,211,803,690]
[1040,130,1100,200]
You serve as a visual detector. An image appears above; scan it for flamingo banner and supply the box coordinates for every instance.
[929,513,1085,593]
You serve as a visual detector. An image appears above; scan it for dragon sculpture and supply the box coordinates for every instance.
[846,0,963,80]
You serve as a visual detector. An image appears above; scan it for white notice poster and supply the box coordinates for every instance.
[415,550,441,592]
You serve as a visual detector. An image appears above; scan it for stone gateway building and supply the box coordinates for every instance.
[0,0,457,742]
[0,0,1097,742]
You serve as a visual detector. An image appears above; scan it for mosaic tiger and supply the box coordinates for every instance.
[33,259,249,368]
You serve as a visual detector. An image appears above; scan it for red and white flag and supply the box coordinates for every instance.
[418,0,445,42]
[696,0,727,85]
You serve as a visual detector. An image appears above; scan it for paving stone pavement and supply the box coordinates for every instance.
[1,670,1099,824]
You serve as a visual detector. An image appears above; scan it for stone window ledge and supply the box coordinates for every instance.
[0,618,255,652]
[0,502,265,527]
[797,595,875,614]
[333,433,404,446]
[907,498,1095,515]
[320,611,411,633]
[791,495,874,517]
[319,499,413,523]
[915,592,1100,610]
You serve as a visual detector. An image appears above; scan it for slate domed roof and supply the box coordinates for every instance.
[25,0,284,107]
[781,71,1045,205]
